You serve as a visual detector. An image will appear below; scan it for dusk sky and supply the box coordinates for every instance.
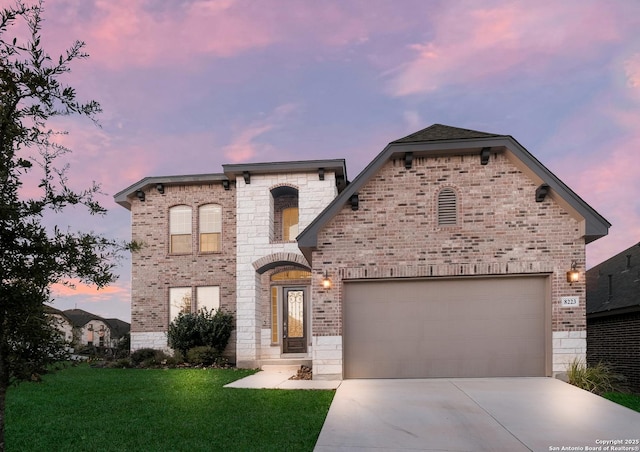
[13,0,639,322]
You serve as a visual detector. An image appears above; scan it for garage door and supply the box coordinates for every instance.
[343,276,548,378]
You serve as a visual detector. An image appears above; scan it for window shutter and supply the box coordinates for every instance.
[438,188,457,226]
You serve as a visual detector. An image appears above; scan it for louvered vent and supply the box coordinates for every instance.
[438,188,457,226]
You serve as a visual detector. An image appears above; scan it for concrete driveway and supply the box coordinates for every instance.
[314,378,640,452]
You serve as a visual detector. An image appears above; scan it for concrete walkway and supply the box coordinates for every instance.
[314,378,640,452]
[224,365,341,390]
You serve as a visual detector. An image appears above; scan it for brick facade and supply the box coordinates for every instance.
[588,313,640,393]
[311,153,587,377]
[118,125,607,379]
[129,182,237,356]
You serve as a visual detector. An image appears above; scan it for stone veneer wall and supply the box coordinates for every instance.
[311,153,586,379]
[235,171,339,367]
[129,182,237,358]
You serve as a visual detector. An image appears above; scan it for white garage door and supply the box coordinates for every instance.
[343,276,548,378]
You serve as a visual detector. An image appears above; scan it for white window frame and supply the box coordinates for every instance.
[169,287,192,323]
[169,205,192,254]
[199,204,222,252]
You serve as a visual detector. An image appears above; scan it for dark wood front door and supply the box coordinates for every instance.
[283,287,306,353]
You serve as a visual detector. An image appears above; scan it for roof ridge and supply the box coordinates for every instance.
[391,123,502,144]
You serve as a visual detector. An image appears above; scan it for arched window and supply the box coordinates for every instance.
[437,188,458,226]
[169,205,192,254]
[271,186,299,242]
[199,204,222,252]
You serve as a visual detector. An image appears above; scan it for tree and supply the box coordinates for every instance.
[0,2,128,449]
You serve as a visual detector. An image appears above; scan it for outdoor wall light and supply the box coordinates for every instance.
[322,271,332,289]
[567,261,580,283]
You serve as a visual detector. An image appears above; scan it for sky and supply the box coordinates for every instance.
[6,0,640,323]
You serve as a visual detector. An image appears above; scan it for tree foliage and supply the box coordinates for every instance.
[168,309,234,358]
[0,1,129,449]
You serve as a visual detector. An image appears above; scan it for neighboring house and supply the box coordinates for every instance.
[63,309,131,349]
[115,124,609,380]
[45,306,74,343]
[586,242,640,393]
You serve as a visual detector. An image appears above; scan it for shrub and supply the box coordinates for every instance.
[130,348,169,367]
[198,309,234,354]
[567,359,624,395]
[168,308,234,357]
[186,346,219,366]
[167,313,200,357]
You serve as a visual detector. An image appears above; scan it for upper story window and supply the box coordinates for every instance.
[169,205,192,254]
[282,207,299,241]
[199,204,222,252]
[271,186,299,242]
[437,187,458,226]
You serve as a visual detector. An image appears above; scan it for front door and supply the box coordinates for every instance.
[283,287,306,353]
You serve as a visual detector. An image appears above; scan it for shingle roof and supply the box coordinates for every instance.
[105,318,131,339]
[392,124,502,143]
[63,309,131,338]
[586,242,640,316]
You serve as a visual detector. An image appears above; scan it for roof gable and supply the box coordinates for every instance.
[587,242,640,316]
[297,124,610,263]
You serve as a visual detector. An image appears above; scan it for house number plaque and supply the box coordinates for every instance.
[561,296,579,307]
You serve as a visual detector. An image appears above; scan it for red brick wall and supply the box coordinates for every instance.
[130,183,237,334]
[312,153,586,336]
[588,312,640,393]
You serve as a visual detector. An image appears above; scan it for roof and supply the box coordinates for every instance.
[62,308,130,331]
[392,124,501,143]
[114,159,348,210]
[297,123,610,263]
[63,308,105,327]
[586,241,640,317]
[105,318,131,339]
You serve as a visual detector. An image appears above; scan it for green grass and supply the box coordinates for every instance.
[6,365,335,451]
[603,392,640,413]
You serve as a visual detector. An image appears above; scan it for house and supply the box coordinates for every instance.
[586,242,640,393]
[63,309,131,349]
[115,124,609,380]
[45,306,74,343]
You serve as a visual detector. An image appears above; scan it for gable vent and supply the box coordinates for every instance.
[438,188,457,226]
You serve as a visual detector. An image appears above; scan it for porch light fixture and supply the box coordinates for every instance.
[135,190,145,201]
[567,261,579,284]
[322,271,332,289]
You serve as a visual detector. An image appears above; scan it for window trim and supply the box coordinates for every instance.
[198,204,222,253]
[169,205,193,254]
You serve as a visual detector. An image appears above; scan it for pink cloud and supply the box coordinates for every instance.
[51,278,129,302]
[40,1,422,72]
[549,130,640,268]
[388,2,622,96]
[624,53,640,93]
[222,103,298,163]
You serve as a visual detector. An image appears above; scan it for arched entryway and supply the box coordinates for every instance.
[270,269,311,354]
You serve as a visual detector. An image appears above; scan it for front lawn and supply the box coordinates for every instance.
[603,392,640,412]
[6,365,335,451]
